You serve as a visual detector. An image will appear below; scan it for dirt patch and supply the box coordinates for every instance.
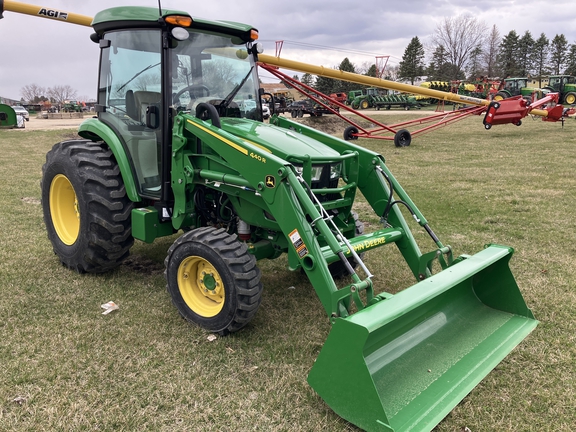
[122,255,165,276]
[12,116,88,131]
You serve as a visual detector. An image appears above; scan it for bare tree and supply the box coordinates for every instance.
[483,25,501,77]
[21,83,46,103]
[432,15,488,79]
[384,65,400,81]
[47,85,78,106]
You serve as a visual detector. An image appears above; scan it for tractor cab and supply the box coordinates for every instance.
[87,7,261,199]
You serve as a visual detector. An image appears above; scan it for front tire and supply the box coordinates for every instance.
[165,227,263,335]
[493,91,507,101]
[41,140,133,273]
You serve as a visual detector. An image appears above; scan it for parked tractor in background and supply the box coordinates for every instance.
[494,77,544,102]
[543,75,576,105]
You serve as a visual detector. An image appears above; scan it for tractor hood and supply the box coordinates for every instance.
[220,118,340,162]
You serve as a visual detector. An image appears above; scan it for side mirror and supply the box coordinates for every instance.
[262,92,275,116]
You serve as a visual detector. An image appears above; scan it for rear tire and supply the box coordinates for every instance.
[41,140,133,273]
[165,227,263,335]
[564,92,576,105]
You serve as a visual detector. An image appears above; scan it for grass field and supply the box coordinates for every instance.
[1,113,575,431]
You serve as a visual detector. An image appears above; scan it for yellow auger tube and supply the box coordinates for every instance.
[1,0,92,26]
[258,54,550,118]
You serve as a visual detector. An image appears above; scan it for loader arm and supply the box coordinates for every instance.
[172,113,368,318]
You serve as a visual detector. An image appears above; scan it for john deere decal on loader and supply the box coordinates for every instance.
[1,2,538,430]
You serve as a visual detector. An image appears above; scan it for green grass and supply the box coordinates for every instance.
[1,115,575,431]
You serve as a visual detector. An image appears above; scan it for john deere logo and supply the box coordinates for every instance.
[38,9,68,20]
[265,175,275,188]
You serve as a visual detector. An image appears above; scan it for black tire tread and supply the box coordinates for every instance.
[41,140,133,273]
[165,226,262,335]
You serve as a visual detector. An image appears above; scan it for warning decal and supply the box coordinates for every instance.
[289,229,309,258]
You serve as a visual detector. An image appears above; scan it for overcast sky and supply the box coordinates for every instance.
[1,0,576,101]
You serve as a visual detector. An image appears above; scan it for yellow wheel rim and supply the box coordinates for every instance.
[178,256,225,317]
[565,94,576,104]
[493,94,504,101]
[49,174,80,245]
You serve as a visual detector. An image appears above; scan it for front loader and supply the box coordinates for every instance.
[2,2,538,431]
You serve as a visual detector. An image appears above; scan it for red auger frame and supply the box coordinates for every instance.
[258,54,572,131]
[483,92,569,129]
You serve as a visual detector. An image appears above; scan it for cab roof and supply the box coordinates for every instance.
[92,6,257,42]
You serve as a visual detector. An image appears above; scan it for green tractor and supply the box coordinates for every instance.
[3,3,538,431]
[543,75,576,105]
[493,77,543,103]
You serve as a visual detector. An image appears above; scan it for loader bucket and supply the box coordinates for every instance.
[308,244,537,432]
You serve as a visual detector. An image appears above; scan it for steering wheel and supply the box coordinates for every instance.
[173,84,210,105]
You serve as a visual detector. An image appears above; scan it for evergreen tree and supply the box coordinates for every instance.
[550,34,568,74]
[365,64,378,78]
[467,47,484,79]
[497,30,520,77]
[337,58,358,94]
[301,73,315,87]
[531,33,549,86]
[426,45,449,81]
[565,44,576,75]
[517,31,534,76]
[398,36,425,84]
[338,57,356,73]
[314,75,336,95]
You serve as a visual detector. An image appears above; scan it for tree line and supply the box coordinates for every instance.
[20,83,92,106]
[288,16,576,95]
[399,16,576,85]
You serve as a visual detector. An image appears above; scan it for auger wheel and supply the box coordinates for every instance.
[165,227,263,335]
[41,140,133,273]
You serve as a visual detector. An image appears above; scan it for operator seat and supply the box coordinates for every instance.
[133,91,161,124]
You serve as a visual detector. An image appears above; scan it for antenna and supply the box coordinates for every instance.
[157,0,162,18]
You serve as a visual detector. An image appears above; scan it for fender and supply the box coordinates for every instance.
[78,118,141,202]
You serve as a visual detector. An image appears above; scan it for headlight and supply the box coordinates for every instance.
[330,163,342,180]
[310,166,323,181]
[293,165,323,181]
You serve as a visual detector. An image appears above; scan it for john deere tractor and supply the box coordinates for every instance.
[493,77,543,102]
[2,2,538,431]
[543,75,576,105]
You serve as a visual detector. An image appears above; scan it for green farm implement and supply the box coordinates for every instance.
[348,87,420,110]
[2,1,540,430]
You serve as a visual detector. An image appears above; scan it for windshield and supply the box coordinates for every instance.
[171,31,262,120]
